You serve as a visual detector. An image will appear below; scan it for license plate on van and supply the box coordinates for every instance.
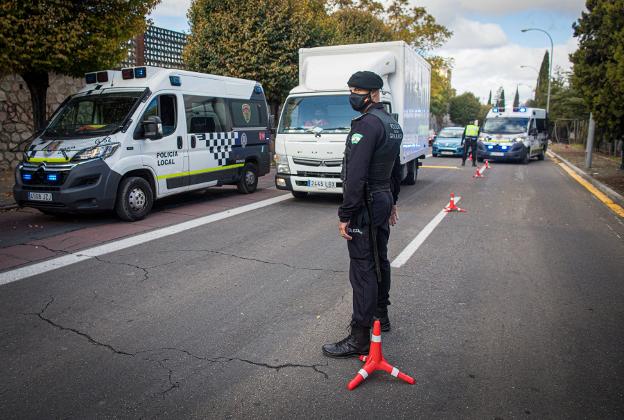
[491,152,505,156]
[28,192,52,202]
[308,180,336,189]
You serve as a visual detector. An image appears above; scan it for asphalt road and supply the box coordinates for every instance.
[1,155,623,419]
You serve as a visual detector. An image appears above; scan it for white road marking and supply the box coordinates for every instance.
[0,194,292,286]
[391,196,461,268]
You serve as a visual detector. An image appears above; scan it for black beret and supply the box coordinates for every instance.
[347,71,383,90]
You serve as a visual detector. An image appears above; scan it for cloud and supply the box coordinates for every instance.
[149,0,192,18]
[438,36,579,103]
[444,18,508,49]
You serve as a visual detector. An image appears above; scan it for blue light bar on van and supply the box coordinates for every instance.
[492,107,498,112]
[96,71,109,83]
[254,85,263,94]
[169,75,181,86]
[121,68,134,80]
[134,67,147,78]
[46,173,58,182]
[22,173,32,181]
[85,73,97,84]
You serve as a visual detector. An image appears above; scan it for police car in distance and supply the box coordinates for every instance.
[477,106,548,164]
[431,126,465,157]
[14,67,271,221]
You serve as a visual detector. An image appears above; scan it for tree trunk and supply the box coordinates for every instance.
[21,71,50,132]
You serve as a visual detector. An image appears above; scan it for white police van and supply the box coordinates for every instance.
[14,67,271,221]
[478,106,548,164]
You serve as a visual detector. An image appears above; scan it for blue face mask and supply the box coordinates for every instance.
[349,92,370,112]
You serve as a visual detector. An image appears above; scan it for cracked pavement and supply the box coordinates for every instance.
[1,158,624,418]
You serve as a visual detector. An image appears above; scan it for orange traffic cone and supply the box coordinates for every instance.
[473,166,485,178]
[484,159,491,169]
[347,320,415,390]
[443,193,466,213]
[468,152,472,162]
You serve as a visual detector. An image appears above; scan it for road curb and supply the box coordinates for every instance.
[547,150,624,208]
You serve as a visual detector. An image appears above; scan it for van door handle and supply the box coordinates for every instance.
[177,136,183,149]
[191,136,196,148]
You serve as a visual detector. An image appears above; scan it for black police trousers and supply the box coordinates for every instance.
[462,138,478,163]
[347,191,393,328]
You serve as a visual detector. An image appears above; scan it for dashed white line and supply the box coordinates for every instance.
[0,194,292,286]
[391,196,461,268]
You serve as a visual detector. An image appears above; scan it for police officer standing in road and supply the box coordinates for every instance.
[461,119,480,167]
[322,71,403,358]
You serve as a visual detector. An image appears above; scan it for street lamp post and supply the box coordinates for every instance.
[521,28,553,113]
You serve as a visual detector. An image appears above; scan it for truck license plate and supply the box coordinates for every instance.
[28,192,52,202]
[491,152,505,157]
[308,180,336,189]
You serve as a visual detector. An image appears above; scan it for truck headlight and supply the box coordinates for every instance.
[274,154,290,174]
[513,136,527,143]
[72,143,120,162]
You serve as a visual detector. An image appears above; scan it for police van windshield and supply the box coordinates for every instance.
[482,117,529,135]
[278,95,358,134]
[43,90,144,139]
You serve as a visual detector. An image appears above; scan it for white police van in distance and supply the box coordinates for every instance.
[14,67,271,221]
[478,106,548,164]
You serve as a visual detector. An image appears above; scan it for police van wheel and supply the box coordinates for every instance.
[403,159,417,185]
[521,149,530,165]
[237,162,258,194]
[115,177,153,222]
[537,148,545,161]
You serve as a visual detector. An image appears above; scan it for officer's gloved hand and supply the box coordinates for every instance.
[390,205,398,226]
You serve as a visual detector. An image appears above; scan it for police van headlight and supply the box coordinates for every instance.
[513,136,527,143]
[275,154,290,174]
[72,143,120,162]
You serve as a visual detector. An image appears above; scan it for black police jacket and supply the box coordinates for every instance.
[339,103,403,223]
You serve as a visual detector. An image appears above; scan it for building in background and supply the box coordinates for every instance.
[122,25,188,69]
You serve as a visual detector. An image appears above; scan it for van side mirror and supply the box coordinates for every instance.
[142,116,163,140]
[391,113,399,122]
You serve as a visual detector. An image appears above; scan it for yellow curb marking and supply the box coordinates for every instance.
[552,156,624,218]
[421,165,460,169]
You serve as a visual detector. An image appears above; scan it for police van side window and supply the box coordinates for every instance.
[229,99,267,128]
[136,94,177,138]
[184,95,231,133]
[536,118,546,133]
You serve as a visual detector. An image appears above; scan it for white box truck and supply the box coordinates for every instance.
[274,41,431,197]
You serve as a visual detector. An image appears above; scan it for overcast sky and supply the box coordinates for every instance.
[149,0,586,104]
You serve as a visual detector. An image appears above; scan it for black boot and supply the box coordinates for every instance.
[472,161,477,167]
[461,160,466,166]
[322,325,370,358]
[374,309,391,332]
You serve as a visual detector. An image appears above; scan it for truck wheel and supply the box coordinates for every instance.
[291,191,308,199]
[403,159,417,185]
[237,162,258,194]
[115,176,153,222]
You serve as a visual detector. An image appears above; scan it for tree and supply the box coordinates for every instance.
[0,0,160,131]
[429,56,455,129]
[571,0,624,168]
[185,0,329,113]
[487,90,492,106]
[328,7,394,45]
[449,92,481,126]
[534,50,550,108]
[513,86,520,107]
[494,86,505,108]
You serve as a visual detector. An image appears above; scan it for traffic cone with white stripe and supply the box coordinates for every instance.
[347,320,415,390]
[484,159,491,169]
[443,193,466,213]
[473,165,486,178]
[468,152,473,162]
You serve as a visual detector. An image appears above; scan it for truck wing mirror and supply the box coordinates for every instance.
[391,113,399,122]
[142,116,163,140]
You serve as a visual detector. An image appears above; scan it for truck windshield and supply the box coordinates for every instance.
[43,90,144,139]
[482,117,529,135]
[278,95,358,134]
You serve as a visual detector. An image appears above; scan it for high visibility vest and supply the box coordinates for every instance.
[465,124,479,137]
